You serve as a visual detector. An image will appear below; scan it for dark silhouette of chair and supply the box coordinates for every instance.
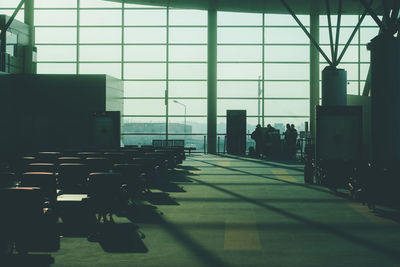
[85,157,112,173]
[57,163,89,193]
[104,152,127,165]
[57,156,83,164]
[27,163,56,173]
[87,172,124,223]
[20,172,57,203]
[36,152,61,163]
[0,187,59,254]
[113,163,146,197]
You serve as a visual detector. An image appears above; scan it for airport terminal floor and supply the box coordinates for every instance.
[18,155,400,267]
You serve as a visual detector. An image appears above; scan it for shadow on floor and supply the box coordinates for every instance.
[3,254,54,267]
[98,223,148,253]
[219,154,304,172]
[154,182,186,193]
[58,213,97,238]
[145,191,179,206]
[126,203,164,224]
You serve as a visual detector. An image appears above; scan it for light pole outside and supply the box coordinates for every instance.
[173,100,187,143]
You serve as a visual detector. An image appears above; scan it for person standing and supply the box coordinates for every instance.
[251,124,263,157]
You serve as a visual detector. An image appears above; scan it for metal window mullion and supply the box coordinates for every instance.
[358,14,361,96]
[262,13,265,127]
[121,3,125,82]
[76,0,80,74]
[166,7,169,141]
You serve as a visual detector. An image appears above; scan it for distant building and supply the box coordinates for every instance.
[124,122,192,134]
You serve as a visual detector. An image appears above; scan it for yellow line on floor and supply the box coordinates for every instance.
[272,169,297,183]
[217,161,231,167]
[224,220,262,251]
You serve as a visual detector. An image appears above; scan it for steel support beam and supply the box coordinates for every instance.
[326,0,335,61]
[333,0,342,64]
[337,9,368,64]
[24,0,35,73]
[360,0,386,31]
[310,13,320,143]
[280,0,332,65]
[207,9,217,154]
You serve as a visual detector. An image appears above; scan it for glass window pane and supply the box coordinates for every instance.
[123,134,166,147]
[79,63,121,79]
[169,99,206,116]
[266,28,309,44]
[218,45,262,62]
[169,63,207,79]
[35,10,77,26]
[0,9,24,21]
[360,44,370,62]
[124,45,166,61]
[320,27,357,45]
[80,10,122,26]
[37,63,76,74]
[0,0,22,8]
[124,99,166,115]
[265,81,309,98]
[169,45,207,61]
[266,14,309,26]
[35,0,77,8]
[218,81,259,97]
[80,0,121,8]
[80,28,121,43]
[320,45,358,63]
[168,119,207,136]
[360,63,370,80]
[124,28,166,43]
[320,15,359,26]
[169,81,207,97]
[218,100,259,116]
[124,81,165,97]
[347,80,359,95]
[79,45,121,61]
[264,100,309,116]
[169,28,207,43]
[169,9,207,26]
[218,63,262,80]
[360,27,379,44]
[123,118,165,133]
[338,63,358,80]
[265,63,309,80]
[218,28,262,44]
[124,10,166,26]
[37,45,76,62]
[265,45,309,62]
[124,63,166,79]
[218,12,262,26]
[35,27,77,44]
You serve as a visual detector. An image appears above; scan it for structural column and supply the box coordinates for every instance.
[24,0,35,73]
[207,10,217,154]
[309,13,319,143]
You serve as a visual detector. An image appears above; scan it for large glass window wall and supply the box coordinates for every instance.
[0,0,379,152]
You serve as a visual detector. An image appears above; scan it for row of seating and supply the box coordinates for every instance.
[0,145,186,257]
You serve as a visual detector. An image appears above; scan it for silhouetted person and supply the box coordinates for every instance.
[288,124,298,159]
[263,124,275,157]
[283,123,291,143]
[251,124,263,157]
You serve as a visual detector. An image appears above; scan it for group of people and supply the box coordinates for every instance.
[250,123,298,159]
